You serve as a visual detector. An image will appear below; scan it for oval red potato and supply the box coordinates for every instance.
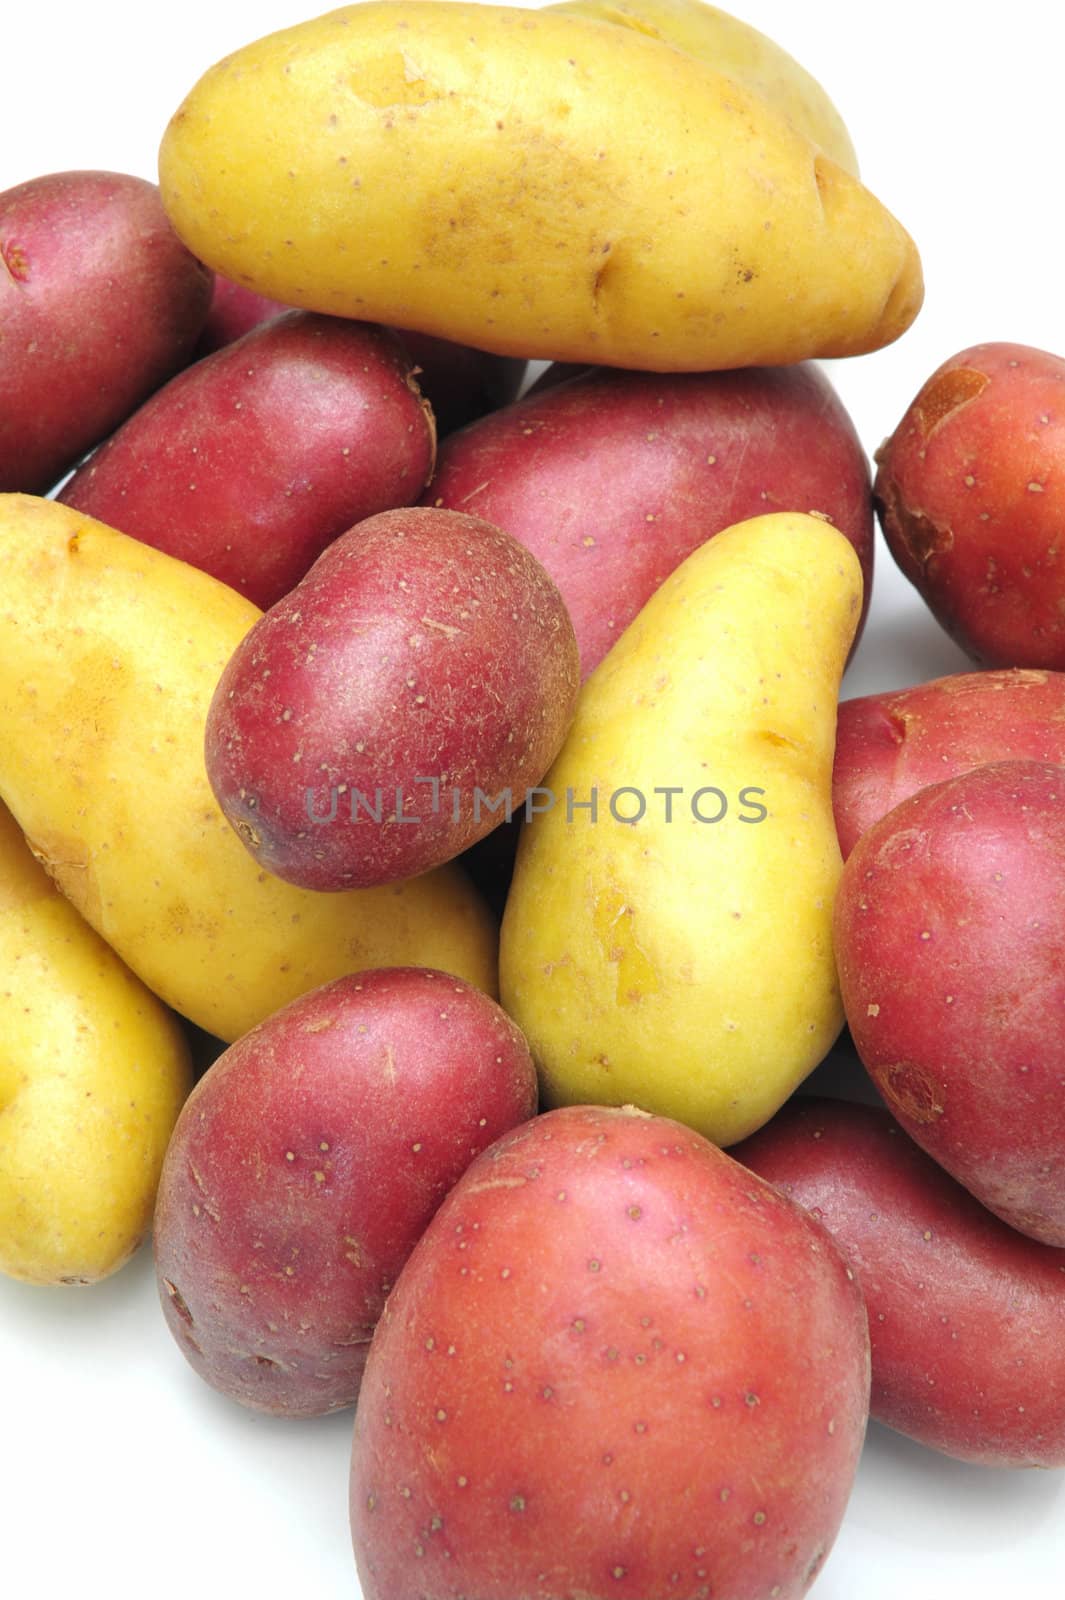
[61,312,435,609]
[0,170,212,493]
[350,1105,870,1600]
[205,506,580,890]
[833,667,1065,857]
[736,1097,1065,1468]
[835,760,1065,1244]
[876,341,1065,668]
[425,363,873,675]
[153,968,537,1417]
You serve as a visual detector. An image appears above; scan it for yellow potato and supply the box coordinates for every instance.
[551,0,859,176]
[0,495,498,1042]
[0,801,192,1285]
[158,1,921,372]
[499,512,862,1146]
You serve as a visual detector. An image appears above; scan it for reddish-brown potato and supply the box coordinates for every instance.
[60,313,435,608]
[205,506,580,890]
[736,1097,1065,1468]
[833,667,1065,857]
[835,760,1065,1245]
[876,341,1065,668]
[0,170,212,493]
[193,273,526,434]
[424,363,873,675]
[350,1104,870,1600]
[153,967,537,1417]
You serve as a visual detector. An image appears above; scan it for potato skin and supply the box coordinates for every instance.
[736,1097,1065,1468]
[206,506,580,891]
[835,760,1065,1245]
[426,364,873,675]
[159,2,921,371]
[0,171,212,494]
[154,968,536,1416]
[0,802,193,1286]
[876,341,1065,668]
[350,1104,869,1600]
[833,668,1065,858]
[60,313,435,608]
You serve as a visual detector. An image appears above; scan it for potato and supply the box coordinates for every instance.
[835,760,1065,1245]
[0,170,212,494]
[736,1097,1065,1469]
[551,0,858,176]
[0,495,498,1042]
[426,363,873,675]
[60,312,435,609]
[876,341,1065,668]
[0,800,192,1286]
[195,275,527,436]
[154,967,536,1416]
[205,506,580,891]
[834,667,1065,857]
[500,514,862,1146]
[158,2,921,371]
[350,1104,869,1600]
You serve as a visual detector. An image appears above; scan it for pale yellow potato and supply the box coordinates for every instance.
[551,0,858,175]
[0,496,497,1042]
[158,1,921,372]
[0,801,193,1285]
[499,512,862,1147]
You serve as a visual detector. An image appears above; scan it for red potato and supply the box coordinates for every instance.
[60,312,435,609]
[424,363,873,675]
[835,760,1065,1245]
[0,170,212,493]
[153,967,537,1417]
[834,667,1065,858]
[876,341,1065,668]
[351,1105,869,1600]
[205,505,581,891]
[736,1097,1065,1469]
[194,273,526,433]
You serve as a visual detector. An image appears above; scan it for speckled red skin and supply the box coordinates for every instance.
[153,967,537,1418]
[423,363,873,676]
[193,273,525,436]
[876,341,1065,668]
[0,170,212,493]
[205,505,580,890]
[833,668,1065,858]
[835,761,1065,1245]
[350,1104,870,1600]
[736,1097,1065,1468]
[60,312,434,608]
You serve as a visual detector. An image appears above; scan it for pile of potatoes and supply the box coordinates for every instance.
[2,2,1064,1597]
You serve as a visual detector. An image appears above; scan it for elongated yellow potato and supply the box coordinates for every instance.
[500,512,862,1146]
[0,496,498,1042]
[158,1,921,371]
[0,801,193,1285]
[551,0,859,176]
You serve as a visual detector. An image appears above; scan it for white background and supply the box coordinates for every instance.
[1,1,1063,1596]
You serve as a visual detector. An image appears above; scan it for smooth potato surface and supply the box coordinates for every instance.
[0,171,212,493]
[206,506,580,891]
[62,312,435,609]
[351,1105,869,1600]
[737,1097,1065,1468]
[155,968,536,1415]
[836,760,1065,1245]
